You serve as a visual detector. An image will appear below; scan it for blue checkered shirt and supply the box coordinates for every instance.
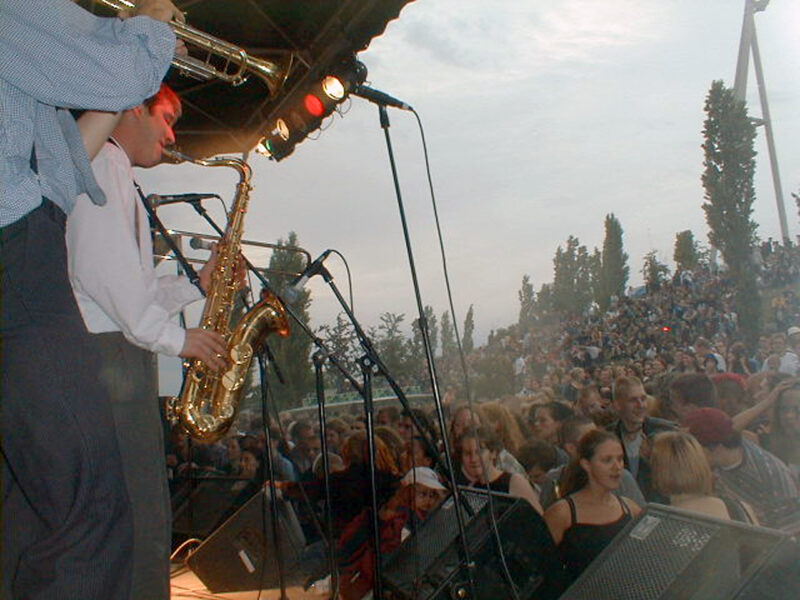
[0,0,175,226]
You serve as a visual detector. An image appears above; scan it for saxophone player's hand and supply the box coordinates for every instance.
[198,243,219,294]
[181,328,228,371]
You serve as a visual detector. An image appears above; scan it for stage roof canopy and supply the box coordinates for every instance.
[81,0,414,157]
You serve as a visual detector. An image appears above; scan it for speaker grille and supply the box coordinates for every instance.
[562,504,792,600]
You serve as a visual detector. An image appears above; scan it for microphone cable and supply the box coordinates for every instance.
[409,107,522,600]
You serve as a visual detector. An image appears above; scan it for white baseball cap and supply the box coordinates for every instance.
[401,467,446,490]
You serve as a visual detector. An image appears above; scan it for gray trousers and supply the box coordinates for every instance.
[94,332,171,600]
[1,200,133,599]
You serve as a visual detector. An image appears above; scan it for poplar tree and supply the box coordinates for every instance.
[642,251,670,293]
[462,305,475,354]
[673,230,700,272]
[599,213,629,309]
[518,274,536,329]
[701,80,759,340]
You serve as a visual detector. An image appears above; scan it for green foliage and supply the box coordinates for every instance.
[701,80,758,276]
[406,305,437,389]
[440,311,456,359]
[470,351,516,400]
[372,312,408,383]
[701,79,760,342]
[264,231,313,410]
[552,236,595,317]
[317,312,358,394]
[535,282,554,318]
[518,274,536,329]
[437,310,460,390]
[462,305,475,354]
[599,213,629,309]
[673,230,700,272]
[641,251,670,293]
[589,247,603,309]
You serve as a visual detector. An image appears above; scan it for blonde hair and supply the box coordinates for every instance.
[477,402,525,455]
[340,430,401,477]
[651,431,713,496]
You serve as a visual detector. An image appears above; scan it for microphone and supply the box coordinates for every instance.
[352,85,412,111]
[148,193,219,207]
[284,250,332,302]
[189,237,214,251]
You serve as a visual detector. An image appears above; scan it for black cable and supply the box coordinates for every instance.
[410,109,473,404]
[328,249,355,313]
[410,108,521,600]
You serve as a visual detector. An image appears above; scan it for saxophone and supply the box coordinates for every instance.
[164,150,290,443]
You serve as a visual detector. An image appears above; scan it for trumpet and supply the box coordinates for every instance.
[96,0,292,94]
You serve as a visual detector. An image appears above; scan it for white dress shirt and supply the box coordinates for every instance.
[67,142,202,356]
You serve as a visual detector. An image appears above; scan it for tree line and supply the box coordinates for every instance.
[248,79,791,410]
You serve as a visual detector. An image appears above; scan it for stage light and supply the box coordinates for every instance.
[304,93,326,118]
[256,56,367,161]
[322,75,345,100]
[254,138,270,156]
[276,118,290,141]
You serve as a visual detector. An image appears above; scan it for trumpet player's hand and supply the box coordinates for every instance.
[126,0,186,24]
[181,328,228,371]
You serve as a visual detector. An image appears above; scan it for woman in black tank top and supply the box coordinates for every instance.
[455,426,543,513]
[544,430,641,585]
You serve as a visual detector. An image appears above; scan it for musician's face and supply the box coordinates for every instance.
[134,97,179,167]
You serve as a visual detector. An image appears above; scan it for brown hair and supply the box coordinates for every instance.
[454,426,502,465]
[340,431,401,476]
[477,402,525,455]
[651,431,713,496]
[613,375,643,403]
[560,430,621,496]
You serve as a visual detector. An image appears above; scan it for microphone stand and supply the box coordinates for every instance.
[159,197,293,597]
[178,199,352,595]
[136,187,204,295]
[371,102,476,597]
[311,261,457,598]
[312,351,339,599]
[256,349,289,600]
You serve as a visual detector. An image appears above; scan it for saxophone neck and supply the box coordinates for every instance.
[162,149,251,187]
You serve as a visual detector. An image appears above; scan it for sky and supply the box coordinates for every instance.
[139,1,800,394]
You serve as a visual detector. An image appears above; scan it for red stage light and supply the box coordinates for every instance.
[304,94,325,118]
[662,326,672,332]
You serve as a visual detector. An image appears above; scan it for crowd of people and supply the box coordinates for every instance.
[3,2,798,599]
[171,369,799,596]
[163,242,800,597]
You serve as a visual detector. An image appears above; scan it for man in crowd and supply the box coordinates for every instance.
[66,85,228,600]
[788,326,800,355]
[575,384,609,421]
[608,375,676,500]
[694,337,727,372]
[685,408,798,529]
[668,373,718,422]
[289,420,322,477]
[762,331,800,376]
[1,1,182,597]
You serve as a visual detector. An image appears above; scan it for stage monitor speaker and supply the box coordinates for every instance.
[172,479,242,537]
[561,503,799,600]
[382,487,564,600]
[186,489,307,593]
